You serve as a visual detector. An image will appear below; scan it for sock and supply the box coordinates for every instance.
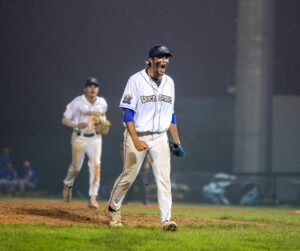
[109,206,116,212]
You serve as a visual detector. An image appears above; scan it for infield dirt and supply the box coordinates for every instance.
[0,199,266,227]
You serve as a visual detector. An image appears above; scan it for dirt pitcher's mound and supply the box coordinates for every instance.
[0,199,265,227]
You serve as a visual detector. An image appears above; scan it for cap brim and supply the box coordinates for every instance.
[150,53,172,58]
[85,83,99,87]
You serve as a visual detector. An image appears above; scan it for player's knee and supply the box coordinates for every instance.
[95,164,101,171]
[70,166,80,176]
[120,179,133,190]
[157,179,171,189]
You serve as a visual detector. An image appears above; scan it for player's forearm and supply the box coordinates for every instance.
[62,117,77,128]
[123,108,139,141]
[125,122,139,142]
[168,123,180,144]
[126,122,148,151]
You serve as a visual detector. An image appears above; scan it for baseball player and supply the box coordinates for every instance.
[62,77,108,209]
[106,45,185,231]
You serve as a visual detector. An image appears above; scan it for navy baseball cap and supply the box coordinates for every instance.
[85,77,99,87]
[149,45,172,58]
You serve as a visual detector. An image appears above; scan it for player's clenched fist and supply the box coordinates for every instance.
[133,139,148,151]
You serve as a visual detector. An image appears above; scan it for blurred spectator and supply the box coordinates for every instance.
[0,147,16,195]
[0,146,11,169]
[0,162,7,194]
[5,162,18,180]
[18,160,37,194]
[1,162,19,195]
[0,164,5,178]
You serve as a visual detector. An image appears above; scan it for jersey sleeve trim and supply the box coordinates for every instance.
[119,103,137,112]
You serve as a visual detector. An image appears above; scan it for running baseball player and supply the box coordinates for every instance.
[106,45,185,231]
[62,77,109,209]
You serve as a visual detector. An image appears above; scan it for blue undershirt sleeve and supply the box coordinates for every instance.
[123,108,135,123]
[171,113,176,124]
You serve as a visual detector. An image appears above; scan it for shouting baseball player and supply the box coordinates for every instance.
[106,45,185,231]
[62,77,110,209]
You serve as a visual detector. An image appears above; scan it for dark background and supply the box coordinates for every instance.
[0,0,299,198]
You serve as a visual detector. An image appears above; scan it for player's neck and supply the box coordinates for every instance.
[85,95,97,104]
[147,67,161,80]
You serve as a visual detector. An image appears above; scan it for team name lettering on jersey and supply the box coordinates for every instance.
[159,94,172,104]
[140,95,172,104]
[141,95,157,103]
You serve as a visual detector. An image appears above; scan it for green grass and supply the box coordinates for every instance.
[1,203,300,251]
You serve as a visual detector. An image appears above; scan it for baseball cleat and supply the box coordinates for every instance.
[161,220,178,231]
[105,208,123,227]
[63,185,72,202]
[88,196,99,209]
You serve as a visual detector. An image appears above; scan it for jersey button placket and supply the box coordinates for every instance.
[153,92,159,132]
[157,90,163,132]
[155,93,161,132]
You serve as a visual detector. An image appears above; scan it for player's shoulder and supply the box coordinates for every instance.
[75,95,84,101]
[164,73,174,83]
[129,69,146,81]
[96,96,108,105]
[164,74,175,87]
[124,69,146,88]
[67,95,82,105]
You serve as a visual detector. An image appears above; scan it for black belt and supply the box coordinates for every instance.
[136,131,162,136]
[76,132,96,137]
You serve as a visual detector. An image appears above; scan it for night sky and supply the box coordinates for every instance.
[274,0,300,95]
[0,0,238,135]
[1,0,299,135]
[0,0,300,193]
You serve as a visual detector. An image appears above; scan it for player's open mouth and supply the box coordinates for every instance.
[160,65,167,69]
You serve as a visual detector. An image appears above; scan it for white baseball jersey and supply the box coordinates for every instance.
[64,95,108,134]
[119,69,175,133]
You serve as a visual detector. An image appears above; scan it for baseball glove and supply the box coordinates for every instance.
[95,118,111,135]
[168,139,185,157]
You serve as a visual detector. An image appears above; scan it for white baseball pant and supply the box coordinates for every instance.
[63,132,102,196]
[109,129,172,223]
